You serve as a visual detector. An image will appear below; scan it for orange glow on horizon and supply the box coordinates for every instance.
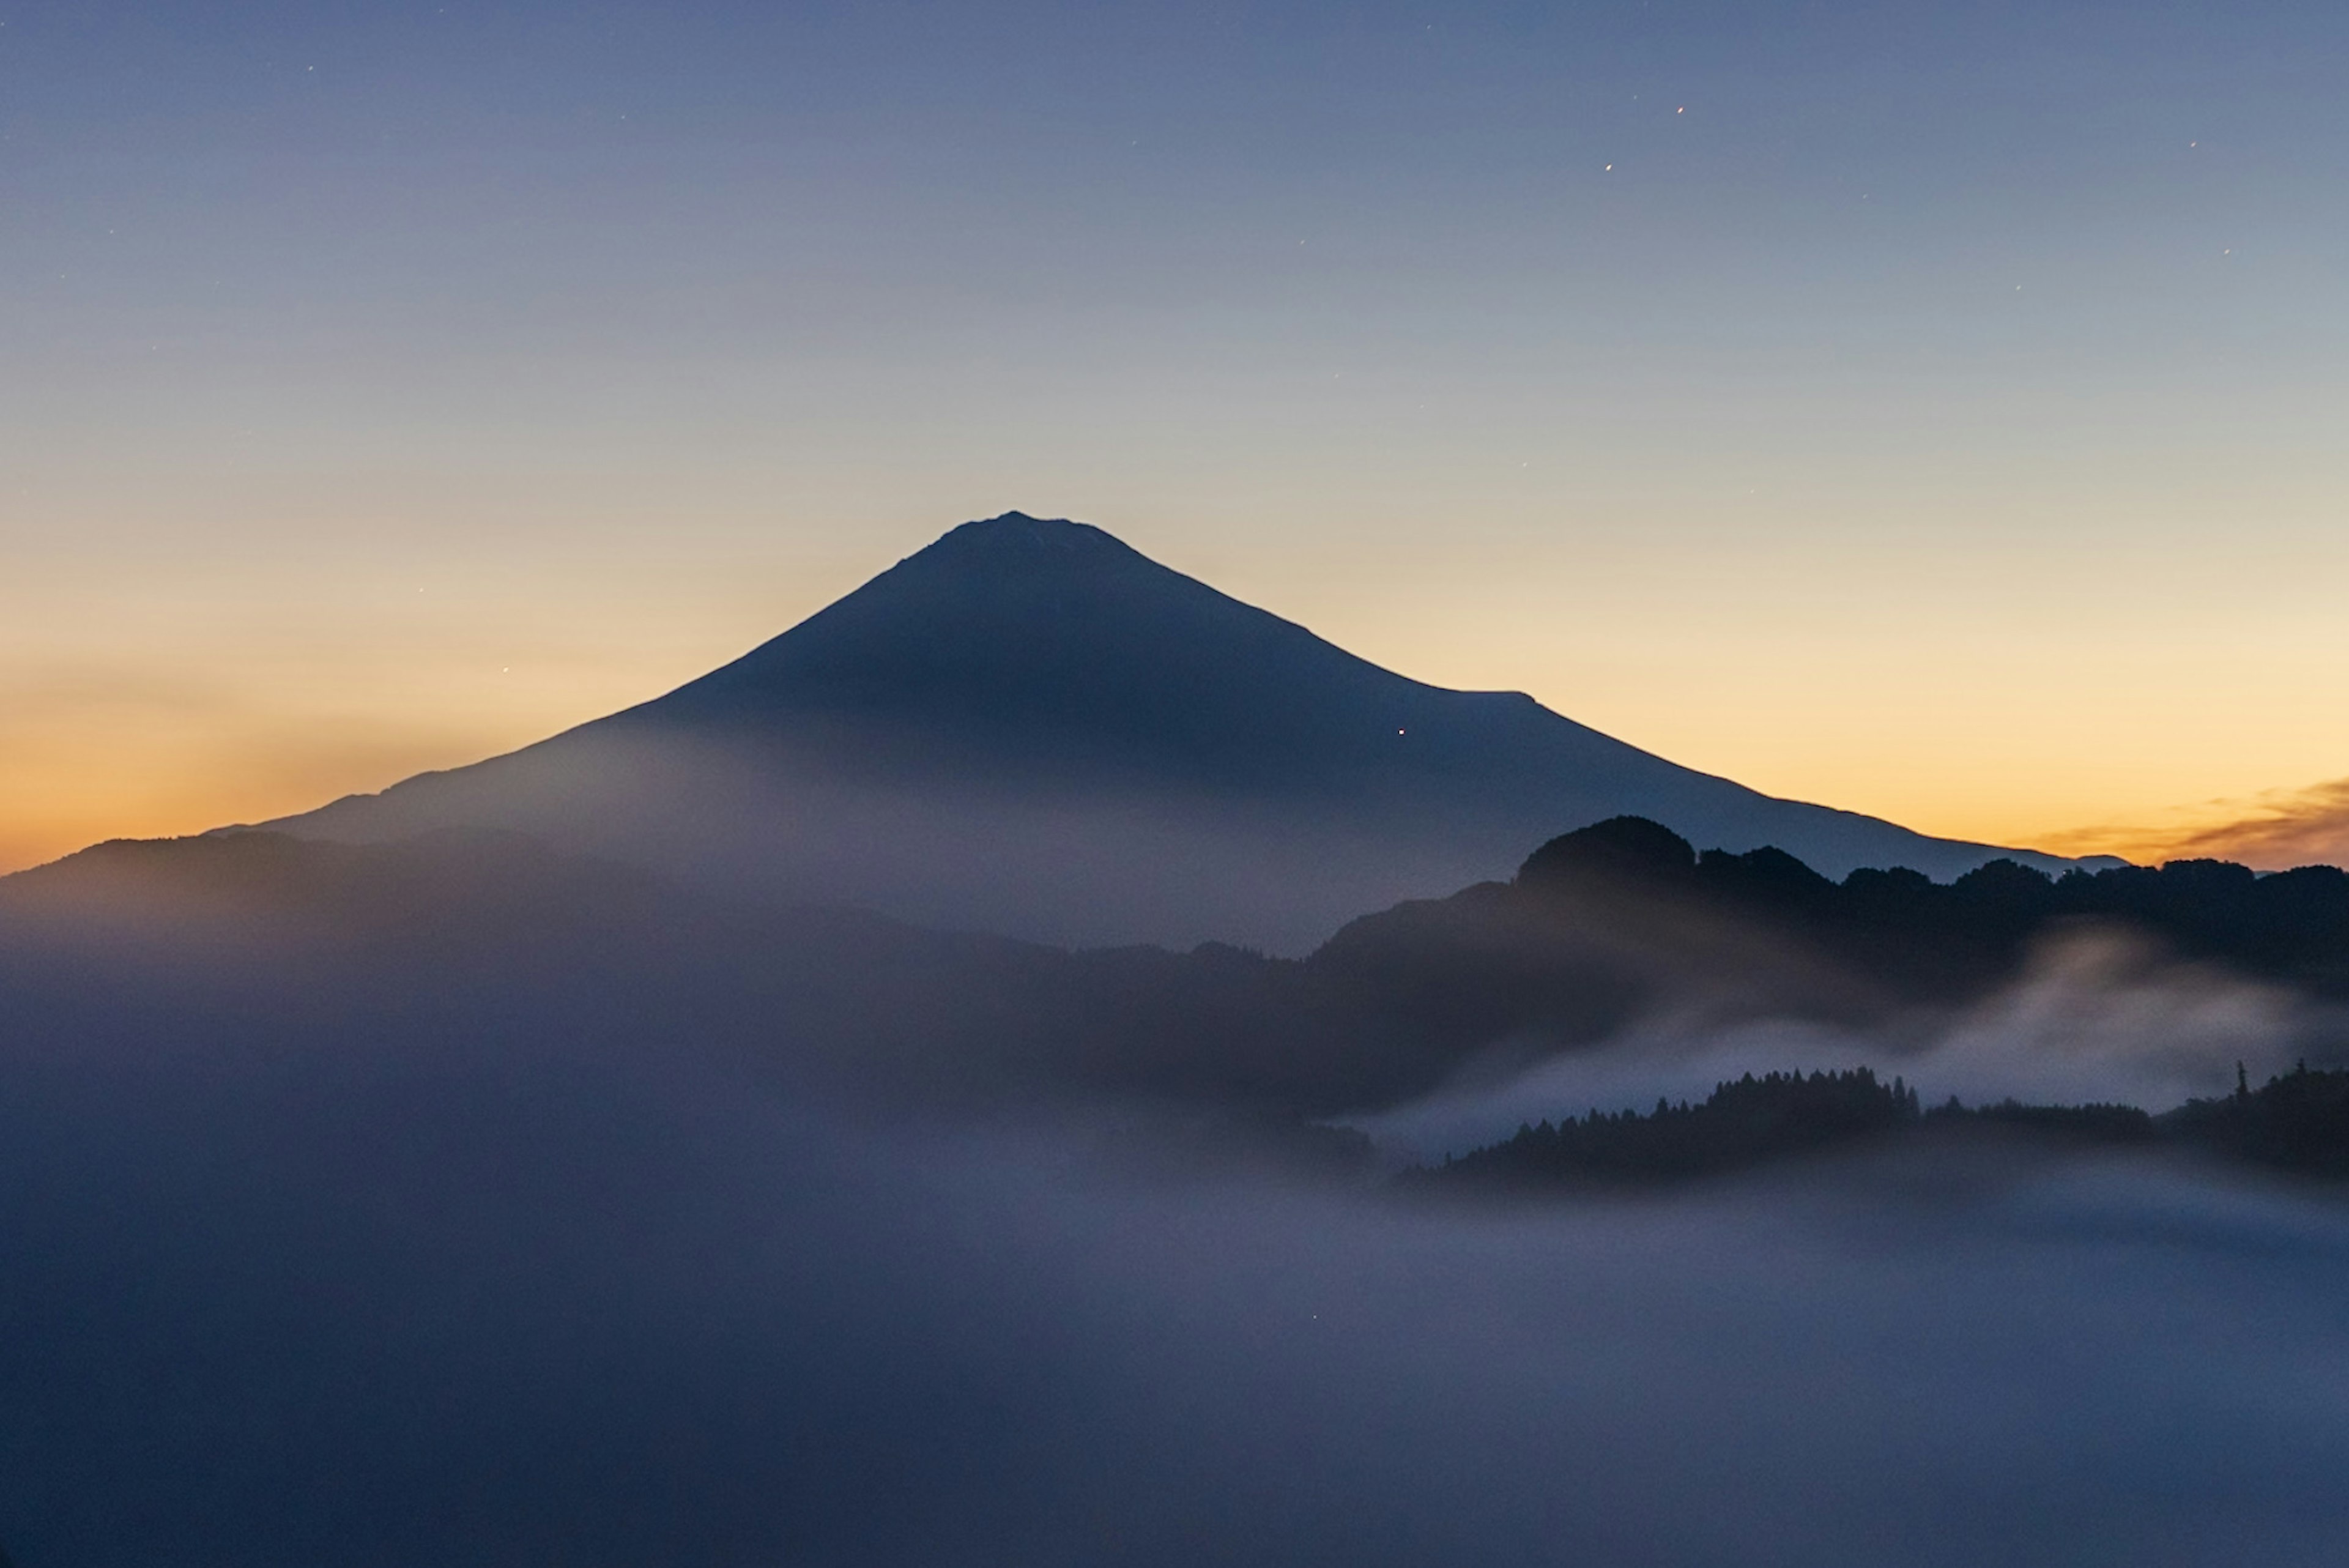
[6,503,2347,882]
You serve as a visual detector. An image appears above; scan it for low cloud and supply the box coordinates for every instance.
[12,837,2349,1562]
[1353,929,2343,1163]
[10,1044,2349,1567]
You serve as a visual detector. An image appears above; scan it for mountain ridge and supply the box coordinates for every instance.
[12,816,2337,1125]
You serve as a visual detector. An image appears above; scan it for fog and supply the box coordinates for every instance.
[7,836,2349,1565]
[8,1014,2349,1566]
[270,721,1525,955]
[1357,928,2349,1162]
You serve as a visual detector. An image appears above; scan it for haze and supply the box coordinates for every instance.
[6,833,2349,1564]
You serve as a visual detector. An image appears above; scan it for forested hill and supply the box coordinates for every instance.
[1289,817,2349,1091]
[1420,1062,2349,1189]
[1494,814,2349,998]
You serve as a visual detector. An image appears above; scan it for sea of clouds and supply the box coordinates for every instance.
[6,988,2349,1566]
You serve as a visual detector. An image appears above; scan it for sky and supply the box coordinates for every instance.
[6,0,2347,875]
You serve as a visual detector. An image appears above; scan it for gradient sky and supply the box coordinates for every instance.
[7,0,2347,874]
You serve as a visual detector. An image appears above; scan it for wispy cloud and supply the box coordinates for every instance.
[2168,777,2349,869]
[2041,777,2349,871]
[1351,927,2326,1161]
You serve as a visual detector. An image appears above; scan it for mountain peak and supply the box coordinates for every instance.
[269,510,2106,949]
[641,509,1354,757]
[951,509,1074,537]
[915,511,1150,572]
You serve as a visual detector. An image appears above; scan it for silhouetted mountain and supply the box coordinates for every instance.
[9,819,2342,1132]
[0,830,1301,1113]
[1316,816,2349,1061]
[258,512,2104,951]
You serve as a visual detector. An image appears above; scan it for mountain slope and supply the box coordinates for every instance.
[264,512,2102,950]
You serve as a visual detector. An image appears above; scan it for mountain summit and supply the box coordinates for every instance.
[635,510,1636,797]
[265,512,2099,950]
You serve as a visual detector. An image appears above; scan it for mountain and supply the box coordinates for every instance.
[0,829,1329,1114]
[12,818,2336,1128]
[259,512,2108,951]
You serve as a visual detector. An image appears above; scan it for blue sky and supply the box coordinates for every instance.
[6,0,2347,867]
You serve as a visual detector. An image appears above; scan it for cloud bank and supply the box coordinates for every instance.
[7,1009,2349,1566]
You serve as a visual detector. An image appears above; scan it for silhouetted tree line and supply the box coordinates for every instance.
[1423,1068,1920,1185]
[1512,816,2349,997]
[1935,1098,2154,1142]
[1420,1061,2349,1189]
[2167,1061,2349,1178]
